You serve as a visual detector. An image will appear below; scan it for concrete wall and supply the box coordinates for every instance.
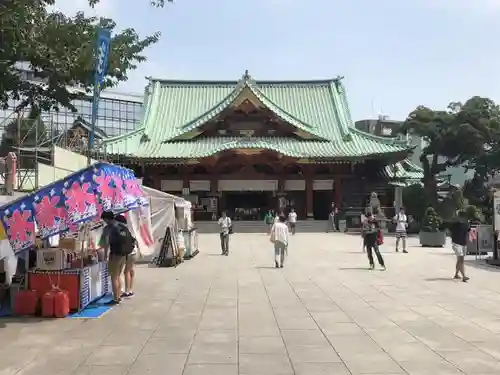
[37,146,97,187]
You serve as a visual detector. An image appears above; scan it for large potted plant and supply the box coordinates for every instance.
[419,207,446,247]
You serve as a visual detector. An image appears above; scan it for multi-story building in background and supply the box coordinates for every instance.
[355,117,473,186]
[2,62,143,138]
[0,63,144,190]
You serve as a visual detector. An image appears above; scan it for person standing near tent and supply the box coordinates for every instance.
[114,214,138,297]
[218,211,231,256]
[100,211,136,305]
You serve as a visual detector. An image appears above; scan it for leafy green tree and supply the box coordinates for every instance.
[402,184,427,223]
[421,207,443,232]
[401,97,500,207]
[1,0,162,113]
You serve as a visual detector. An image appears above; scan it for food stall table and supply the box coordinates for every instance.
[28,262,109,311]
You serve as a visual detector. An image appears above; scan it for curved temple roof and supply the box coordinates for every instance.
[380,159,424,186]
[103,71,412,160]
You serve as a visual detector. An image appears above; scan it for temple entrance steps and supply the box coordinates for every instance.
[195,220,330,233]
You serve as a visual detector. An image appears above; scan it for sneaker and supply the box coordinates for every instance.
[120,292,128,298]
[462,277,470,283]
[275,261,279,268]
[453,275,461,280]
[396,249,399,252]
[381,265,386,271]
[280,264,284,268]
[403,250,408,253]
[369,264,375,270]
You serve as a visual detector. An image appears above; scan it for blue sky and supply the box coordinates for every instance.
[57,0,499,121]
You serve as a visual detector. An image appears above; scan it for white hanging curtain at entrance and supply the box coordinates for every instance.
[313,180,333,191]
[219,180,278,191]
[161,180,182,192]
[189,180,210,191]
[285,180,305,191]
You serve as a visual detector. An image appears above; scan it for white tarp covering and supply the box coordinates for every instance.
[0,194,25,285]
[136,186,187,261]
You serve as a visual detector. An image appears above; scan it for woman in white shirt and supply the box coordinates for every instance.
[288,208,297,235]
[393,207,408,253]
[270,215,289,268]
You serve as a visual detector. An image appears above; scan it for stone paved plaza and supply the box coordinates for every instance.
[2,232,500,375]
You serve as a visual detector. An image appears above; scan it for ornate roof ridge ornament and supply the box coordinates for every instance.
[333,75,345,89]
[236,70,255,90]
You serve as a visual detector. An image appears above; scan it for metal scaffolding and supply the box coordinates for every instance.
[0,106,100,192]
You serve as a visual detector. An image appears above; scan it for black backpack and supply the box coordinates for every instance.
[109,223,136,256]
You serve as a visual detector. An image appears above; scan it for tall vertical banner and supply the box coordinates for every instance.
[88,28,111,165]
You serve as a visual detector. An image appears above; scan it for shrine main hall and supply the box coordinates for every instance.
[104,71,422,221]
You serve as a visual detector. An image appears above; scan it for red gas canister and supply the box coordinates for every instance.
[53,289,70,318]
[41,291,55,318]
[13,290,38,316]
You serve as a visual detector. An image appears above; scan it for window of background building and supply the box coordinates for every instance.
[0,95,143,144]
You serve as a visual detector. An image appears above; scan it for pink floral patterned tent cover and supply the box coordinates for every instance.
[0,162,147,254]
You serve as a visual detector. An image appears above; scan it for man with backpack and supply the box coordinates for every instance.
[114,214,138,297]
[100,211,136,305]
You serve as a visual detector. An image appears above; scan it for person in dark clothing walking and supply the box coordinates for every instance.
[362,213,386,270]
[449,211,470,282]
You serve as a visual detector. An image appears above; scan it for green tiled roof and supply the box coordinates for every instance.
[103,72,411,159]
[105,135,410,159]
[381,159,424,185]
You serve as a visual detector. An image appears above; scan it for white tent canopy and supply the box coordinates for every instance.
[143,186,185,243]
[137,186,188,262]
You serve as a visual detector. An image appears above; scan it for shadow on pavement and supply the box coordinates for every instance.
[0,317,48,329]
[465,259,500,272]
[424,277,456,282]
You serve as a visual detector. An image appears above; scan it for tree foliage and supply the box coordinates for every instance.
[402,184,427,223]
[400,97,500,207]
[421,207,443,232]
[0,0,163,114]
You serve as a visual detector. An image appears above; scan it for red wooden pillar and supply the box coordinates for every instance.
[278,174,285,193]
[210,170,219,195]
[150,166,161,190]
[181,166,190,194]
[334,178,342,207]
[305,170,314,219]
